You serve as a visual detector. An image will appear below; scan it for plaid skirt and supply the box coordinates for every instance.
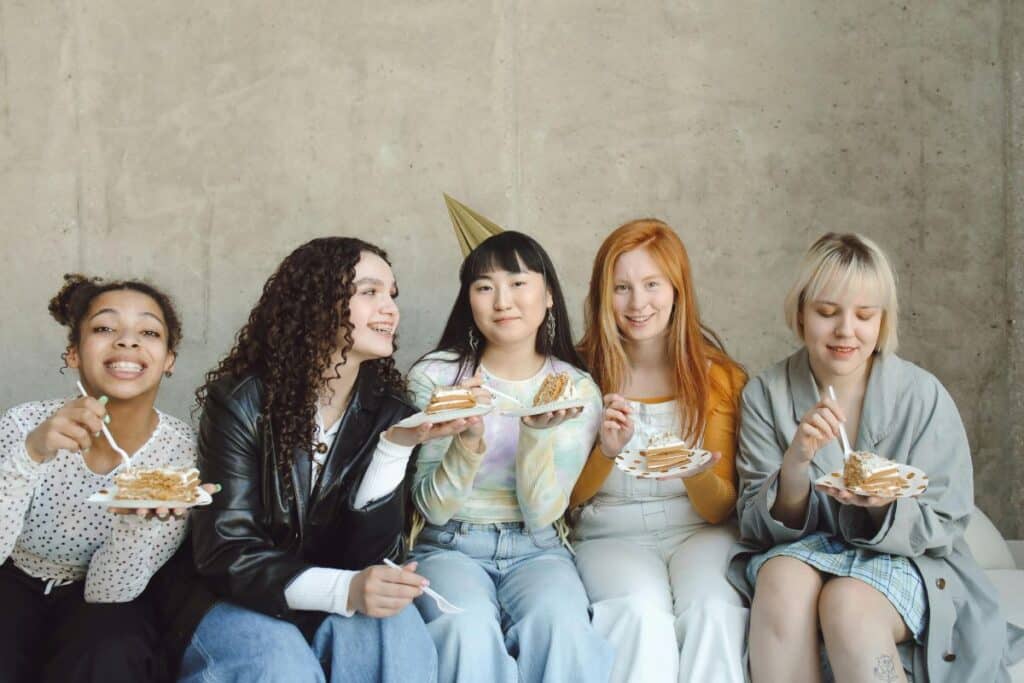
[746,531,928,641]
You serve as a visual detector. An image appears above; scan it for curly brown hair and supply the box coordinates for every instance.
[196,237,405,490]
[49,273,183,369]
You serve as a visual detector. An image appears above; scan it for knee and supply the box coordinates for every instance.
[429,609,502,646]
[382,607,435,655]
[751,558,821,639]
[818,579,892,645]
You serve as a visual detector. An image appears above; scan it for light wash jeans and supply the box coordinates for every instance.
[411,520,613,683]
[177,601,437,683]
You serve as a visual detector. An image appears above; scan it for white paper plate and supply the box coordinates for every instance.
[500,397,587,418]
[815,462,928,499]
[615,447,713,480]
[87,485,213,509]
[395,403,493,429]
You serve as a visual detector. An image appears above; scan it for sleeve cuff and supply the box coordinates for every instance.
[12,441,45,478]
[758,469,820,539]
[284,567,358,617]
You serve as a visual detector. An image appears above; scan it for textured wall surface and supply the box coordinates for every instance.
[1,2,1020,535]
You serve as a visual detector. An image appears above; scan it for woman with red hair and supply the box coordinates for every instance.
[570,219,748,683]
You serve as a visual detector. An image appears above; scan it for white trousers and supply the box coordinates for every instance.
[574,506,748,683]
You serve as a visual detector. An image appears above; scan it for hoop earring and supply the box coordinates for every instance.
[468,327,479,353]
[164,370,174,378]
[545,311,556,349]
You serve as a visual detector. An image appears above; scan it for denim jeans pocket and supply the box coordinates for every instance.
[527,525,562,550]
[418,524,458,550]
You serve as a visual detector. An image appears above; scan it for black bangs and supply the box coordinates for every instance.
[460,231,547,284]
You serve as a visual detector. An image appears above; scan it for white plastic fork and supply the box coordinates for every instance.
[481,384,523,407]
[826,385,853,462]
[76,381,132,468]
[383,558,464,614]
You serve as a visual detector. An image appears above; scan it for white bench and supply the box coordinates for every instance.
[963,506,1023,681]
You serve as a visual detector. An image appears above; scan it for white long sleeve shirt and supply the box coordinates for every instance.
[282,411,413,617]
[0,399,195,602]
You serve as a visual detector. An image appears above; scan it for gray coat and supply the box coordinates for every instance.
[727,348,1024,682]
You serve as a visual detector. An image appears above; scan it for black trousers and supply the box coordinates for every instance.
[0,561,160,683]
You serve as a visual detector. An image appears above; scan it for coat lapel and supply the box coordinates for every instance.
[854,352,897,452]
[312,365,380,502]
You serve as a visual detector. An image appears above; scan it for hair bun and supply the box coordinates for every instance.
[48,273,101,327]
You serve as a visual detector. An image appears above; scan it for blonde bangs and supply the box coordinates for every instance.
[785,233,899,354]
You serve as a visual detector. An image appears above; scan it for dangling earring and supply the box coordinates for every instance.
[164,370,174,378]
[468,327,479,353]
[545,311,556,349]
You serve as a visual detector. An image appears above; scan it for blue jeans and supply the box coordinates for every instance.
[412,521,613,683]
[178,601,437,683]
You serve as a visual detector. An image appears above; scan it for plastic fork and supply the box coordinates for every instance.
[76,381,132,468]
[826,385,853,461]
[481,384,523,407]
[382,558,463,614]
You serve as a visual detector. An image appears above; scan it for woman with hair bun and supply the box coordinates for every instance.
[179,237,442,683]
[569,219,748,683]
[0,273,196,682]
[730,233,1023,681]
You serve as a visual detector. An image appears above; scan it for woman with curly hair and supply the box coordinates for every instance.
[178,237,446,683]
[0,273,195,683]
[406,231,612,683]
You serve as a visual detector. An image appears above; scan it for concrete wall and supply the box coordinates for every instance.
[1,1,1020,536]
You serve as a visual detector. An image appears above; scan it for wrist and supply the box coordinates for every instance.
[598,442,620,460]
[24,438,49,464]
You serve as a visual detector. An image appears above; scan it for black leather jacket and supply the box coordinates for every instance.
[190,365,416,626]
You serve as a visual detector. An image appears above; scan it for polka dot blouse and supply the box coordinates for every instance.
[0,399,197,603]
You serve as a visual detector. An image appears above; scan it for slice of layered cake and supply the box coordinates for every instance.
[115,467,200,502]
[843,451,903,495]
[532,372,576,406]
[640,433,694,472]
[425,386,477,414]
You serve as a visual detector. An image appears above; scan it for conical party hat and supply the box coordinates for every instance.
[444,193,506,257]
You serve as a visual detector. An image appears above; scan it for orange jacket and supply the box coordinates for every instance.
[569,362,747,524]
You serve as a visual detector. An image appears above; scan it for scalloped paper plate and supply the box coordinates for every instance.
[815,463,928,499]
[87,486,212,509]
[500,397,587,418]
[615,447,713,480]
[395,403,494,429]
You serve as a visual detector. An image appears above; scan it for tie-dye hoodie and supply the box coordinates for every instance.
[408,351,601,530]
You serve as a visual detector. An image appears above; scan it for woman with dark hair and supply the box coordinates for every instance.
[0,273,195,682]
[179,237,443,682]
[407,231,612,682]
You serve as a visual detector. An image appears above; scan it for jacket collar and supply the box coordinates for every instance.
[787,347,898,476]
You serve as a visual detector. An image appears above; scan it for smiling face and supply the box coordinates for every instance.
[66,289,175,401]
[611,247,676,343]
[468,261,553,350]
[800,276,883,384]
[343,251,400,363]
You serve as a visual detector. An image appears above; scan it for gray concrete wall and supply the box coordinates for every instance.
[1,1,1020,536]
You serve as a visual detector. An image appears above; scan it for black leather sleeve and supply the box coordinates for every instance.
[191,379,310,618]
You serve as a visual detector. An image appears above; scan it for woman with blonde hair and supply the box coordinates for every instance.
[728,233,1023,681]
[570,218,748,683]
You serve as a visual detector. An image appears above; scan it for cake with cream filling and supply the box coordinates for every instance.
[843,451,902,495]
[115,467,200,502]
[640,432,694,472]
[425,386,477,414]
[532,372,576,406]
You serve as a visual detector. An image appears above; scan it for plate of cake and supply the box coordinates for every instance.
[396,385,493,429]
[815,451,928,499]
[88,467,212,509]
[615,432,713,480]
[501,372,587,418]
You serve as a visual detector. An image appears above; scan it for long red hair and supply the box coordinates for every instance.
[577,219,739,442]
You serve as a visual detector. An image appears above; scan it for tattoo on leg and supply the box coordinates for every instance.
[872,654,899,682]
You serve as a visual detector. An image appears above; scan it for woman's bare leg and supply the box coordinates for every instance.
[818,577,911,683]
[749,557,824,683]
